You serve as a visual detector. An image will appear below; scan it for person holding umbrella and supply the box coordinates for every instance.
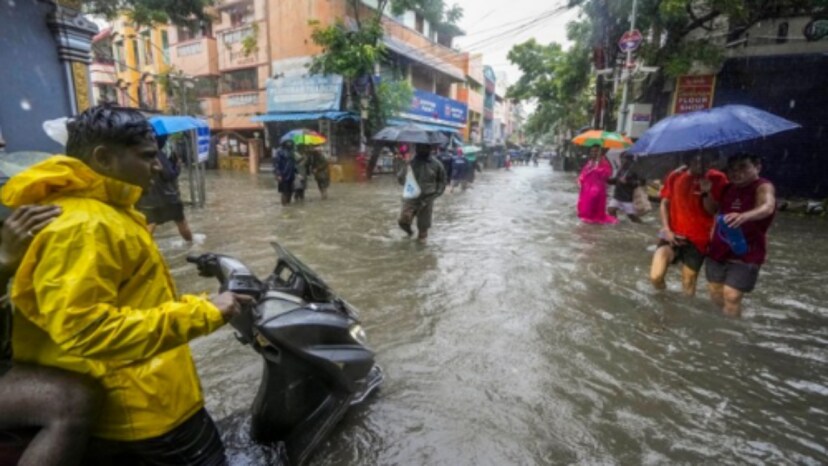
[571,130,634,225]
[704,153,777,317]
[628,104,799,297]
[396,143,447,242]
[577,146,617,225]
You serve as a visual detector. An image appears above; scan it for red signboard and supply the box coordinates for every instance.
[672,75,716,114]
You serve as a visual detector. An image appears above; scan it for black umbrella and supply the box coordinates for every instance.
[372,124,448,145]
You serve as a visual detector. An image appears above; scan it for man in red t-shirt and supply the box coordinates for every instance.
[650,154,728,295]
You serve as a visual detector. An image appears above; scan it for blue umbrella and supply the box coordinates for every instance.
[148,116,208,136]
[629,105,800,156]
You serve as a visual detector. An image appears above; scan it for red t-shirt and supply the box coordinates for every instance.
[660,169,728,252]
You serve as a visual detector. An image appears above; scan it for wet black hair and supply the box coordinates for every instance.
[65,104,155,161]
[414,143,431,157]
[727,152,761,167]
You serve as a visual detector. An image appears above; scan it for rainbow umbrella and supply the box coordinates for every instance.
[280,129,327,146]
[572,130,633,149]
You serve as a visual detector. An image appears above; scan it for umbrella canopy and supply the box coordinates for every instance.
[572,130,633,149]
[629,105,801,156]
[460,145,482,155]
[280,129,327,146]
[149,116,208,136]
[373,124,448,145]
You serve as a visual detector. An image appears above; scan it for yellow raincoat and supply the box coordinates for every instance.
[0,156,226,441]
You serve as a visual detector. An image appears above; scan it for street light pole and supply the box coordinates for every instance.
[617,0,638,134]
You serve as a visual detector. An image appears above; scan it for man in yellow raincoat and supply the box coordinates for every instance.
[1,105,246,463]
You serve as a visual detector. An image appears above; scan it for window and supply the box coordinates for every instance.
[194,76,219,98]
[777,22,789,44]
[177,21,212,42]
[131,39,140,68]
[415,14,425,34]
[161,30,170,64]
[114,41,124,72]
[228,3,255,28]
[141,31,153,66]
[146,82,157,108]
[97,84,118,104]
[221,68,258,93]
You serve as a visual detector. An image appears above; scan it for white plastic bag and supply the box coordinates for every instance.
[42,117,70,147]
[633,186,652,215]
[402,165,422,200]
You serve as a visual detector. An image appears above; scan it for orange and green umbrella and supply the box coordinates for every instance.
[280,129,327,146]
[572,130,633,149]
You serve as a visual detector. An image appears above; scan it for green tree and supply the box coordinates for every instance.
[506,20,594,139]
[81,0,213,26]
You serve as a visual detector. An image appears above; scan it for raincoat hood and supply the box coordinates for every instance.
[0,155,142,210]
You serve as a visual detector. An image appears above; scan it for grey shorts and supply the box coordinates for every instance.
[705,259,761,293]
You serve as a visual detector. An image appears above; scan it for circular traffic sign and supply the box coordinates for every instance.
[618,29,643,53]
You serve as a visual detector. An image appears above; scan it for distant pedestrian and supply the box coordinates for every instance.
[397,143,447,242]
[450,151,469,193]
[577,146,617,225]
[650,153,728,295]
[293,148,308,202]
[607,152,645,223]
[437,145,454,182]
[704,152,777,317]
[274,140,296,206]
[307,148,331,200]
[136,138,193,241]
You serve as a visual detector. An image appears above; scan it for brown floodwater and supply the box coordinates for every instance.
[155,164,828,465]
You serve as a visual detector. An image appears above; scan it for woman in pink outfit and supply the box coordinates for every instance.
[577,146,618,224]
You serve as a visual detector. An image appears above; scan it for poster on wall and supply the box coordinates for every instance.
[672,75,716,114]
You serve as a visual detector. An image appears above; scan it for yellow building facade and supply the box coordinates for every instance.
[110,17,171,111]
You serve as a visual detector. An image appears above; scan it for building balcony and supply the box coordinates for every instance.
[173,38,218,76]
[91,61,117,85]
[217,23,268,71]
[219,90,265,129]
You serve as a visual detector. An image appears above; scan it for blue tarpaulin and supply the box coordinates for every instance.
[148,115,209,136]
[251,111,356,123]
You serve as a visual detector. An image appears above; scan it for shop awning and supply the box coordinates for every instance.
[388,118,462,134]
[383,36,466,82]
[251,111,356,123]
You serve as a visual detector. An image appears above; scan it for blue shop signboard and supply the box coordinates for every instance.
[408,89,468,125]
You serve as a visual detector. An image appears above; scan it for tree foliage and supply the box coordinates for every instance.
[510,0,827,138]
[81,0,213,27]
[506,20,593,138]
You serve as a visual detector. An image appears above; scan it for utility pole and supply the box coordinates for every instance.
[617,0,638,134]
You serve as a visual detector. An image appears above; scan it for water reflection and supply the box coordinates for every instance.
[154,165,828,465]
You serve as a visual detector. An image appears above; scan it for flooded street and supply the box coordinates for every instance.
[157,165,828,465]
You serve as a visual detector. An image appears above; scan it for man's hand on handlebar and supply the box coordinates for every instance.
[210,291,255,321]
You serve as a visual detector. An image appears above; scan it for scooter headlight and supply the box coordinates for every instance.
[349,324,369,345]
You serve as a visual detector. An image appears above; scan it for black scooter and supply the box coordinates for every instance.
[0,243,383,466]
[187,242,384,465]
